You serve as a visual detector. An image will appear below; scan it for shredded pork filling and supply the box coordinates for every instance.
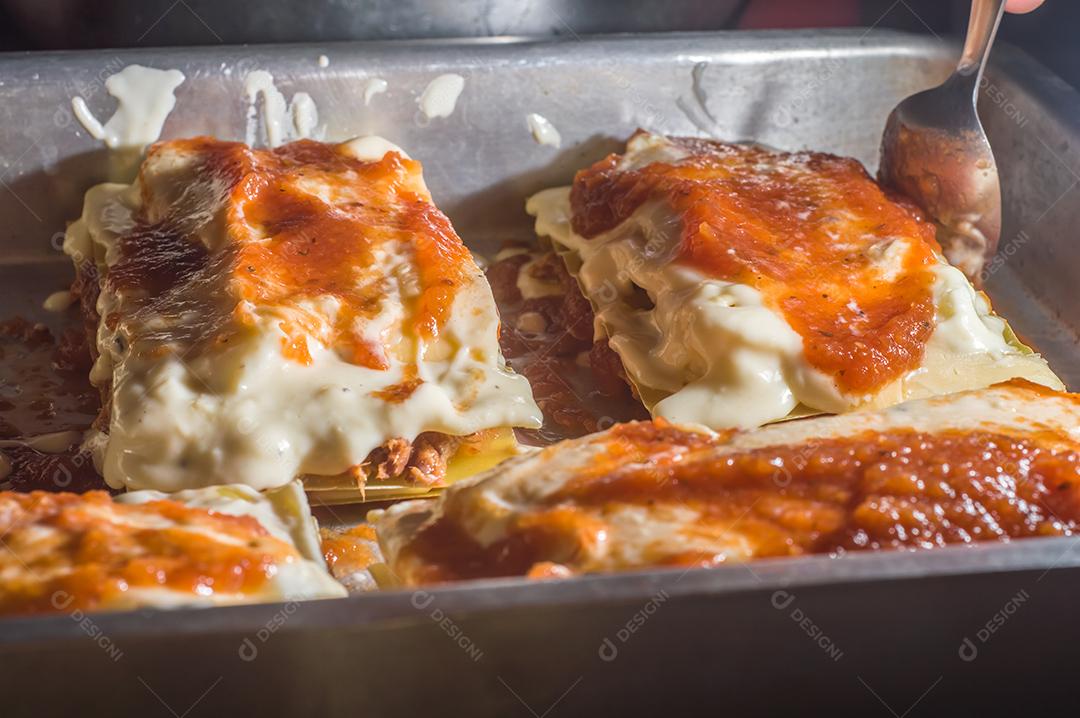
[485,246,646,440]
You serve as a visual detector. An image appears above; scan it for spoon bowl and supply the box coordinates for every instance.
[879,0,1006,282]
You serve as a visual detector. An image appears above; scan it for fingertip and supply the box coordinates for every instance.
[1005,0,1046,14]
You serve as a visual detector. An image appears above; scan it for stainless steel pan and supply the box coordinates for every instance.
[1,30,1079,715]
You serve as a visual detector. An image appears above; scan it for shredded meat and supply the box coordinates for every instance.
[53,327,93,375]
[361,437,411,482]
[485,251,529,305]
[486,246,647,441]
[0,316,53,346]
[70,262,112,432]
[405,433,462,485]
[552,255,596,347]
[70,263,101,354]
[0,313,106,493]
[4,446,107,494]
[520,356,602,436]
[589,339,638,400]
[356,432,460,486]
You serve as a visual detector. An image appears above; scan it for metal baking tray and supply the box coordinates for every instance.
[2,30,1080,715]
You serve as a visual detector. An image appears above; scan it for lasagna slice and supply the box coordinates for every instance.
[527,131,1061,430]
[63,136,541,497]
[374,380,1080,584]
[0,481,346,615]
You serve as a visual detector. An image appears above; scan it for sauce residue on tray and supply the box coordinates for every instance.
[571,135,941,394]
[0,318,98,437]
[399,421,1080,582]
[0,317,104,493]
[0,491,291,614]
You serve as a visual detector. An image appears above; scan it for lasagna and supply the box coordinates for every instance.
[62,136,541,498]
[373,380,1080,584]
[527,131,1061,430]
[0,481,345,615]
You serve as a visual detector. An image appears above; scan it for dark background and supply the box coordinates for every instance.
[0,1,1073,89]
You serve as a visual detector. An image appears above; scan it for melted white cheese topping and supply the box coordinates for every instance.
[71,65,185,148]
[64,138,541,492]
[526,133,1061,430]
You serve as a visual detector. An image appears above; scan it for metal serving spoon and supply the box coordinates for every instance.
[879,0,1006,282]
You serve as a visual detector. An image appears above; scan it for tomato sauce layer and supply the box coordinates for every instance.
[107,137,473,369]
[570,136,941,394]
[402,421,1080,581]
[0,491,292,614]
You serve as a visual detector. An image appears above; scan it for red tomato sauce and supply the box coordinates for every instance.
[107,137,473,369]
[401,420,1080,581]
[0,491,292,614]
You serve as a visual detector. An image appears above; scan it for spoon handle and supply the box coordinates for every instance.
[958,0,1006,80]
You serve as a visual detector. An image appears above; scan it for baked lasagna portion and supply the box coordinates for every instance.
[527,131,1061,430]
[63,136,541,495]
[373,380,1080,584]
[0,481,345,615]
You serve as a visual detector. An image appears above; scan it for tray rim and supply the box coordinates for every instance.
[4,533,1080,645]
[0,26,961,61]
